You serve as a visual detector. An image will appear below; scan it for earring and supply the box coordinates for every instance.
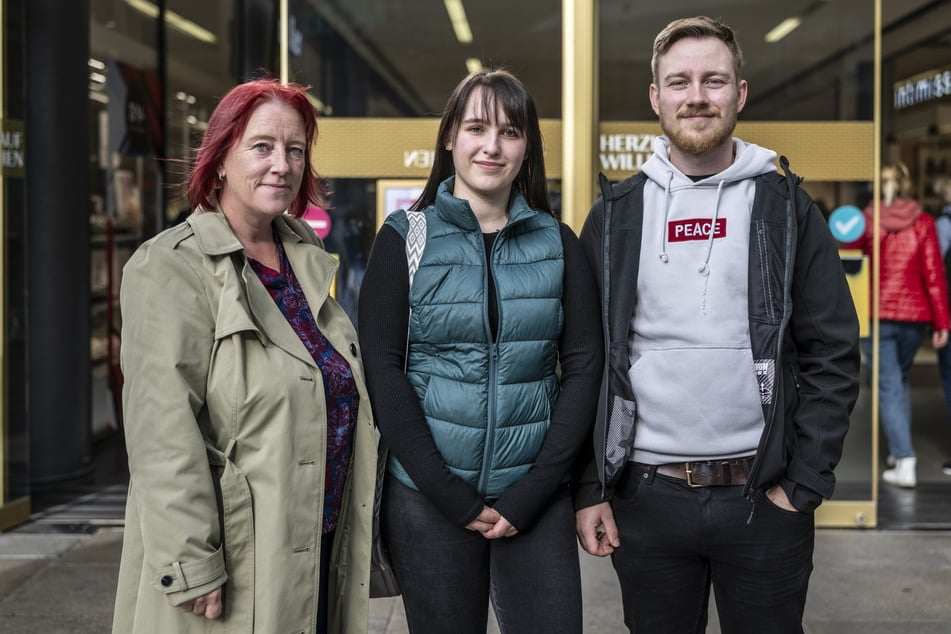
[217,172,225,181]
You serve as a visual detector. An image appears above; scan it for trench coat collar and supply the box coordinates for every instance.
[187,210,339,370]
[186,209,301,255]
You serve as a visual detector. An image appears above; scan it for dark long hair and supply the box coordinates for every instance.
[186,78,328,217]
[411,69,552,215]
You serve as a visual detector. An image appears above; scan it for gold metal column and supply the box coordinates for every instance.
[561,0,597,233]
[870,0,882,525]
[0,0,6,524]
[279,0,289,84]
[815,0,880,528]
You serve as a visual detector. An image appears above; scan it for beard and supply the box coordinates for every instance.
[660,107,736,157]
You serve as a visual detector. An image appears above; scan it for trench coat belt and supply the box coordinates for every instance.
[631,456,755,487]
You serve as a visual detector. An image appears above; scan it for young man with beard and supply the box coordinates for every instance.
[574,16,861,633]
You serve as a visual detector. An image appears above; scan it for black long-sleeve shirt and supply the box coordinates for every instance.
[358,221,603,530]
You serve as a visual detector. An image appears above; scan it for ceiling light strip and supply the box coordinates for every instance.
[764,0,830,44]
[444,0,474,44]
[764,17,802,43]
[124,0,217,44]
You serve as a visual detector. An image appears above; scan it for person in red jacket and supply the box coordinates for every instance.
[847,162,950,487]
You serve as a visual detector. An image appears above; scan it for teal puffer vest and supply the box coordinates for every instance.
[384,178,565,499]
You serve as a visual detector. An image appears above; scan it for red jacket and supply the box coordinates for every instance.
[847,199,950,329]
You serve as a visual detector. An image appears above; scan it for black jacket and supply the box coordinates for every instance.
[574,159,860,513]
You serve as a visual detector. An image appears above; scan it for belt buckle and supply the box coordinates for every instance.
[684,463,702,487]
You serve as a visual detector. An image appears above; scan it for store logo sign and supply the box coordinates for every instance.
[1,119,25,178]
[403,149,434,169]
[600,133,655,173]
[894,68,951,110]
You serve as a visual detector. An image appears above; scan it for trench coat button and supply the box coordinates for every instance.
[349,343,357,356]
[160,575,173,587]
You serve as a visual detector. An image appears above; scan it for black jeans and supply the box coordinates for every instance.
[382,475,582,634]
[610,466,814,634]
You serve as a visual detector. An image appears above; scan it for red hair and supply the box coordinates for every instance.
[186,78,328,217]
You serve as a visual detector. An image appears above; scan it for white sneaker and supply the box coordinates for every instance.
[883,457,916,488]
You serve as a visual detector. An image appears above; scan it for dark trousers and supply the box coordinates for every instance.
[610,466,815,634]
[317,531,333,634]
[382,475,583,634]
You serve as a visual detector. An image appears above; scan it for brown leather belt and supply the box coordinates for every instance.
[632,456,755,487]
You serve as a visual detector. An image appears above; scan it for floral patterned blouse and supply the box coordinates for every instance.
[249,238,357,534]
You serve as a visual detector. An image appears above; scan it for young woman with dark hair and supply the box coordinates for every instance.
[358,69,603,634]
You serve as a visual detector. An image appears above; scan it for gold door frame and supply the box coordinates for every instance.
[0,0,7,528]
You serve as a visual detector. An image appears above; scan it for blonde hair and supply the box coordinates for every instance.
[651,16,744,84]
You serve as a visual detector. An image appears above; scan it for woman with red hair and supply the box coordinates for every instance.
[113,78,376,634]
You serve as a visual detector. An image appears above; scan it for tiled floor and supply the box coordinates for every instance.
[23,433,127,534]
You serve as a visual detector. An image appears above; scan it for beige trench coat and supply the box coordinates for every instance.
[112,211,376,633]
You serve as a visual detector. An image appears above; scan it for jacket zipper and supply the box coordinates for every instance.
[744,192,798,521]
[599,177,614,496]
[478,228,503,495]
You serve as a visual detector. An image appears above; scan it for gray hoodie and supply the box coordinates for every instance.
[630,135,779,464]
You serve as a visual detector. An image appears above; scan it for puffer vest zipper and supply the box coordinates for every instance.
[384,179,564,499]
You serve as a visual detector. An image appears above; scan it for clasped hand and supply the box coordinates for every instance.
[466,505,518,539]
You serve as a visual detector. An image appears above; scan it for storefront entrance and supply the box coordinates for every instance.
[6,0,951,532]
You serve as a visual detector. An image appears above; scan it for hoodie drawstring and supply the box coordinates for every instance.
[658,171,673,263]
[698,180,725,277]
[659,173,724,277]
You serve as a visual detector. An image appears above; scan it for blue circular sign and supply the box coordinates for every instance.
[829,205,865,243]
